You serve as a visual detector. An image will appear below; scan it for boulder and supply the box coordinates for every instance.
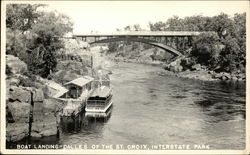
[213,72,223,79]
[8,86,31,103]
[6,77,20,87]
[43,98,66,114]
[191,64,201,71]
[170,65,183,72]
[165,57,183,72]
[137,55,152,64]
[33,102,44,113]
[6,123,29,142]
[178,70,215,81]
[31,132,42,138]
[180,57,194,70]
[230,75,238,81]
[7,101,31,123]
[41,128,58,137]
[33,89,44,102]
[236,73,246,81]
[208,71,214,74]
[6,55,27,74]
[220,72,231,80]
[32,98,65,138]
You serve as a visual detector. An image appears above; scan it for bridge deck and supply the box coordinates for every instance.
[73,31,208,37]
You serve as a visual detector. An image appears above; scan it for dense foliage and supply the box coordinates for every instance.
[6,4,73,78]
[191,32,221,69]
[149,13,246,73]
[108,13,246,73]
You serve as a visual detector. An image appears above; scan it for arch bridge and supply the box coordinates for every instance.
[73,31,209,57]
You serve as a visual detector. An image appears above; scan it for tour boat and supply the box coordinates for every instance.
[85,105,113,118]
[85,85,113,113]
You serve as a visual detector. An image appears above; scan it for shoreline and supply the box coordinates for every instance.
[106,56,246,83]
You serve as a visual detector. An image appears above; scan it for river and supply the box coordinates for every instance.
[7,61,245,150]
[60,61,245,150]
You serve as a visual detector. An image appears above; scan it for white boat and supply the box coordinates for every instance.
[85,86,113,113]
[85,105,113,118]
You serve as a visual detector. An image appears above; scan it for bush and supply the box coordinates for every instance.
[6,65,12,76]
[180,57,196,71]
[6,4,73,78]
[191,33,221,69]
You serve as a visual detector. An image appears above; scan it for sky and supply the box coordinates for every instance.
[41,1,249,34]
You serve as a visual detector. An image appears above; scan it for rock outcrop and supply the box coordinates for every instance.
[31,98,66,138]
[57,61,89,76]
[164,57,183,73]
[6,86,31,142]
[7,85,64,141]
[163,56,245,82]
[6,55,66,142]
[6,55,27,74]
[6,123,29,142]
[177,70,215,81]
[7,101,31,123]
[8,86,31,103]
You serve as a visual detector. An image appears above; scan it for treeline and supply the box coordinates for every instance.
[6,4,73,78]
[149,13,246,73]
[109,13,246,74]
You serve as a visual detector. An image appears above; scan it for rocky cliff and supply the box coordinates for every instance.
[6,55,65,142]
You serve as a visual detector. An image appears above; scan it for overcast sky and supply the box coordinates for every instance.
[41,1,248,34]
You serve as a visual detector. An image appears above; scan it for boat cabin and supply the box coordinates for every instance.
[63,76,94,99]
[86,86,113,112]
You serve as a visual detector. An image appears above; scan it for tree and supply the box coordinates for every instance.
[6,4,44,57]
[149,21,167,31]
[220,36,241,73]
[6,4,44,32]
[133,24,142,31]
[27,11,73,77]
[182,15,212,31]
[166,15,184,31]
[124,25,131,31]
[191,33,221,68]
[233,13,246,70]
[208,13,236,39]
[148,13,246,73]
[6,4,73,78]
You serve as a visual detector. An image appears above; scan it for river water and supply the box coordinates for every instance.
[60,62,245,150]
[7,61,245,150]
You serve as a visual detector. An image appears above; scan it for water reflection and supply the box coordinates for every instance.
[194,81,245,123]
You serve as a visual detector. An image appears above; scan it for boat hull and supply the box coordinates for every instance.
[85,101,113,113]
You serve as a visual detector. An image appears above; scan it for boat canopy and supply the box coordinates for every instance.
[90,86,112,98]
[64,76,94,87]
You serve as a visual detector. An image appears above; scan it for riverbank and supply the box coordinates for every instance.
[105,54,245,82]
[6,53,92,143]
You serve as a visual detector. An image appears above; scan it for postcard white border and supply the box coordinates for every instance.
[1,1,249,154]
